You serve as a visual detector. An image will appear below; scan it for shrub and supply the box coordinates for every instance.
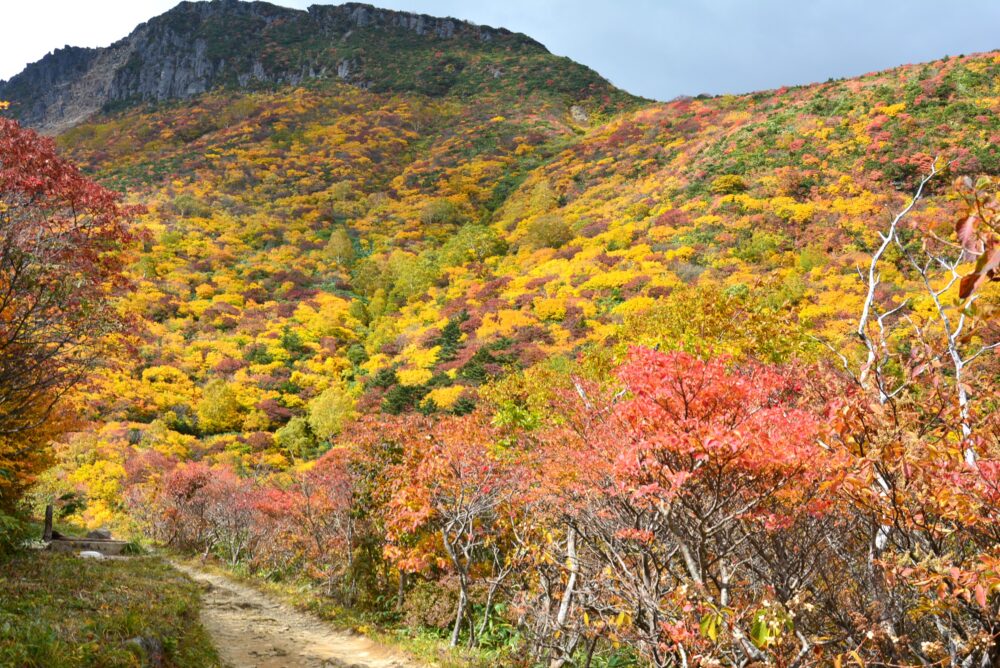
[522,214,573,249]
[710,174,748,194]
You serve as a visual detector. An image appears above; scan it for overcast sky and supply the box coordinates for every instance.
[3,0,1000,100]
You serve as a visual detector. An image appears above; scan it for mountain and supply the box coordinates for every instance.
[4,0,997,471]
[30,38,996,445]
[0,0,639,133]
[5,4,1000,665]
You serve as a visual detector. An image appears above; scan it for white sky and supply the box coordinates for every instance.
[3,0,1000,100]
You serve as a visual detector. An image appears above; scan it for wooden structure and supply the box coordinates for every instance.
[42,504,129,556]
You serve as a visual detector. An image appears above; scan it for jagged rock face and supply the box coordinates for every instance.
[0,47,99,132]
[0,0,548,133]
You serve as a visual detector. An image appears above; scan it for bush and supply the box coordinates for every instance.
[420,198,467,228]
[307,384,356,442]
[196,380,243,435]
[522,214,573,249]
[0,510,31,555]
[710,174,748,194]
[732,230,787,263]
[275,417,321,461]
[401,578,461,630]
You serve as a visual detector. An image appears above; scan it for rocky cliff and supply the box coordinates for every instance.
[1,0,630,133]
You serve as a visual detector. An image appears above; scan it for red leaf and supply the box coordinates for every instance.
[956,214,982,257]
[959,245,1000,299]
[975,584,988,609]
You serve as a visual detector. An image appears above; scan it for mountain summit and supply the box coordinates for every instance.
[0,0,637,133]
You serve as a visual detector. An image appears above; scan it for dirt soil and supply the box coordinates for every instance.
[174,563,421,668]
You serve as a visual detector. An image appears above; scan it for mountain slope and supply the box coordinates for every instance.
[3,1,995,533]
[0,0,639,133]
[26,46,997,478]
[7,7,1000,665]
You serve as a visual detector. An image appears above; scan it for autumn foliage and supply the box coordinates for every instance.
[12,42,1000,667]
[0,117,135,515]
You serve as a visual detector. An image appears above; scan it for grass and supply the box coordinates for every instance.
[0,550,219,668]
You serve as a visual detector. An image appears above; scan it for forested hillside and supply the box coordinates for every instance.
[2,2,999,666]
[46,48,1000,474]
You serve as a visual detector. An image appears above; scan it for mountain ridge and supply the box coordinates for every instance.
[1,0,638,133]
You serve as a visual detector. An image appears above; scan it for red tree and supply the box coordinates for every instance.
[0,116,137,507]
[385,413,525,647]
[254,448,359,599]
[536,348,838,667]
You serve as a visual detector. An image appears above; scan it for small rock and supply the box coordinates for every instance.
[570,104,589,124]
[86,528,112,540]
[79,551,105,559]
[126,635,165,667]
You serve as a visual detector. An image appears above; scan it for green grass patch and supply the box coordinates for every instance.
[0,551,219,668]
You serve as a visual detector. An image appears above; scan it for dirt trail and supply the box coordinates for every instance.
[174,563,421,668]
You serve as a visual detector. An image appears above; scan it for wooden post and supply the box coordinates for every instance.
[43,504,53,541]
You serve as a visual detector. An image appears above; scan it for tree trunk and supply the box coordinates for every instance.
[583,633,599,668]
[550,527,579,667]
[42,504,53,541]
[396,569,407,610]
[345,520,356,605]
[477,581,498,640]
[450,585,467,647]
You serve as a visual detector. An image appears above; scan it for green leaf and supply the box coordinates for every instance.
[750,615,770,649]
[699,612,721,641]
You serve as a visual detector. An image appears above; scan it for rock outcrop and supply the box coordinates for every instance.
[0,0,554,133]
